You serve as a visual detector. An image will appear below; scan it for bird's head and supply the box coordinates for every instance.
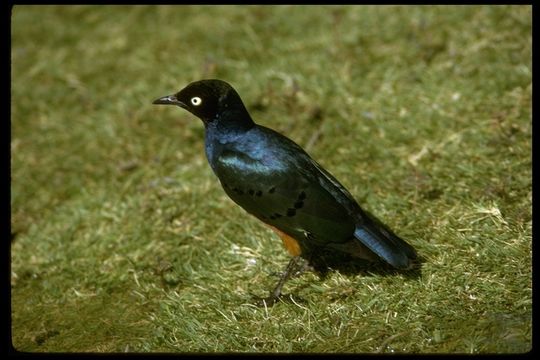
[153,79,253,128]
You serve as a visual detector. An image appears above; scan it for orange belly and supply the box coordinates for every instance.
[266,225,302,257]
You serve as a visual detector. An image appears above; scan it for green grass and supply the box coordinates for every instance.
[11,5,531,353]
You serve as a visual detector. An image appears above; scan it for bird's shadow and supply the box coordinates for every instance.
[308,253,425,281]
[252,256,425,307]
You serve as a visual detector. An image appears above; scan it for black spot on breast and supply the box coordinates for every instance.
[268,187,276,194]
[255,190,262,197]
[233,187,244,195]
[248,189,255,196]
[286,208,296,217]
[298,191,307,201]
[270,212,282,220]
[294,201,304,209]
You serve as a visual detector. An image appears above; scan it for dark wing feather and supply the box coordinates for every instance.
[213,149,356,251]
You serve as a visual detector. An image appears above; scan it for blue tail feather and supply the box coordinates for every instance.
[354,226,415,269]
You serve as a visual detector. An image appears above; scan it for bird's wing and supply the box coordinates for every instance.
[310,158,417,268]
[213,148,356,248]
[308,158,364,218]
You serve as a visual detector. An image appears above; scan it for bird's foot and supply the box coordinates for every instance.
[251,256,310,307]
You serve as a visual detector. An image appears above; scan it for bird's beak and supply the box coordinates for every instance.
[152,94,185,107]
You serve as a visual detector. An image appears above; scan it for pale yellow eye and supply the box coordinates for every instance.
[191,97,202,106]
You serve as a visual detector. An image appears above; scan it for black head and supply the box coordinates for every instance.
[153,79,253,128]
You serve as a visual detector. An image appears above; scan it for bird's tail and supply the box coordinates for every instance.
[353,215,417,269]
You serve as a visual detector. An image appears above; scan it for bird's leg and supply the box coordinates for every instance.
[263,256,302,305]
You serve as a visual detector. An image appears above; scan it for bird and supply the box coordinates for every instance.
[153,79,417,304]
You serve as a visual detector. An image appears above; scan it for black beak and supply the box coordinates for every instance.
[152,94,184,106]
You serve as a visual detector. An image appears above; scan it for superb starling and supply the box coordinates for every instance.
[153,79,417,304]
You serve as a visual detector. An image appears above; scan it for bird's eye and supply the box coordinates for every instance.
[191,97,202,106]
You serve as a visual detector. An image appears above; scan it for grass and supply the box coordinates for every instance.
[11,5,531,353]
